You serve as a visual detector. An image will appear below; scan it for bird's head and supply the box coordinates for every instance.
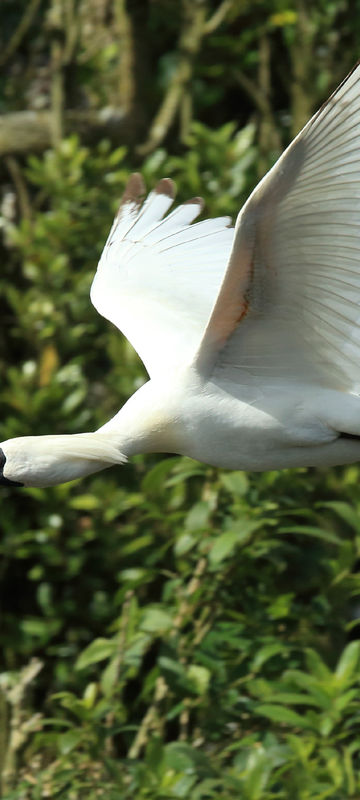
[0,442,25,487]
[0,433,127,488]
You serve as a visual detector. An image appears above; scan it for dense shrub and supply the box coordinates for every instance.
[1,130,360,798]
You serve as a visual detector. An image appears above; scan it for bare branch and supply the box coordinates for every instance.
[1,659,43,794]
[234,69,270,116]
[234,35,282,177]
[204,0,233,34]
[50,37,65,147]
[179,88,193,142]
[5,157,32,221]
[62,0,80,64]
[289,0,315,136]
[114,0,136,114]
[128,675,168,759]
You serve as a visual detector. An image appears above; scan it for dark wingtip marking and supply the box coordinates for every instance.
[184,196,204,211]
[155,178,176,199]
[118,173,145,211]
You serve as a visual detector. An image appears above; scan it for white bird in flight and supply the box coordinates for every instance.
[3,65,360,488]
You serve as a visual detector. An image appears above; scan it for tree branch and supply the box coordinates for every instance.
[0,107,135,157]
[113,0,136,114]
[289,0,315,136]
[234,34,282,177]
[1,659,43,795]
[50,36,65,147]
[234,68,270,117]
[5,156,32,220]
[204,0,233,34]
[62,0,80,65]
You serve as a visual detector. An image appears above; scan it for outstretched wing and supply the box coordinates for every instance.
[195,63,360,393]
[90,175,234,377]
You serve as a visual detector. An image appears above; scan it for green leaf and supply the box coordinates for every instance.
[209,521,262,564]
[75,638,116,670]
[82,681,97,708]
[252,643,287,672]
[270,10,297,26]
[241,746,272,800]
[335,642,360,684]
[256,704,312,729]
[278,525,341,544]
[164,742,210,773]
[174,533,197,556]
[268,593,294,619]
[69,494,100,510]
[260,692,318,707]
[319,715,335,738]
[305,649,332,680]
[320,501,360,533]
[220,471,249,496]
[58,728,83,755]
[140,607,173,633]
[186,664,211,695]
[101,656,120,697]
[159,657,187,680]
[185,501,211,531]
[141,458,179,494]
[164,742,195,772]
[145,736,164,771]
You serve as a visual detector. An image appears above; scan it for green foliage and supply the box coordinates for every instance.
[1,133,360,800]
[3,133,360,795]
[3,345,360,799]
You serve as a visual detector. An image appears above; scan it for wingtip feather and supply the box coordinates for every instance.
[119,173,145,211]
[184,196,204,212]
[155,178,176,199]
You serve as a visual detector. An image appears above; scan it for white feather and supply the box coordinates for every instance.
[91,184,233,377]
[196,63,360,394]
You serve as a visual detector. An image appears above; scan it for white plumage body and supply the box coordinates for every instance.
[3,65,360,487]
[99,372,360,472]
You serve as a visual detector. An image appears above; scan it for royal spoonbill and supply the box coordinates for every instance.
[3,65,360,488]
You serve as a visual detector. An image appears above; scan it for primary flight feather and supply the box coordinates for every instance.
[3,65,360,487]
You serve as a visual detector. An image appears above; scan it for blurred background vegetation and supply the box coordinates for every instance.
[2,0,360,797]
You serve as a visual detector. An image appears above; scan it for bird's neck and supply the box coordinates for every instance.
[97,378,180,456]
[5,380,178,488]
[46,382,177,486]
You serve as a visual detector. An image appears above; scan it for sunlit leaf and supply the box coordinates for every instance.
[256,704,312,729]
[335,642,360,684]
[75,638,116,670]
